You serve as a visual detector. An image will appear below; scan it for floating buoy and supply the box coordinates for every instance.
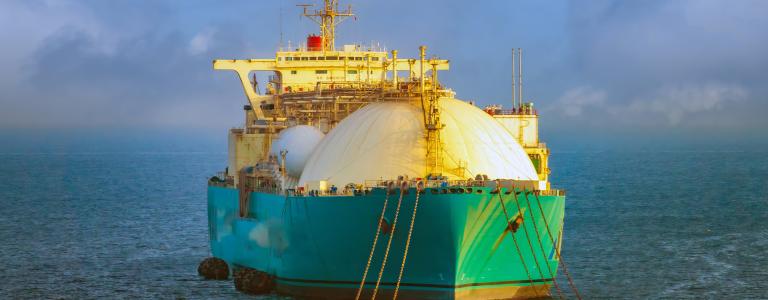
[198,257,229,280]
[234,268,275,295]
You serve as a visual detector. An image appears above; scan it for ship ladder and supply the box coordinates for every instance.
[493,181,538,297]
[515,187,566,300]
[355,182,395,300]
[392,180,424,300]
[531,191,583,300]
[371,181,408,300]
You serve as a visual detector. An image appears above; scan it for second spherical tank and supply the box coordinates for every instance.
[269,125,325,177]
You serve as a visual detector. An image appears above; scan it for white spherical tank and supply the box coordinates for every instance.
[270,125,325,177]
[299,98,537,186]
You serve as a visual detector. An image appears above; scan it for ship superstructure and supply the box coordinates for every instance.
[215,1,450,184]
[204,1,577,299]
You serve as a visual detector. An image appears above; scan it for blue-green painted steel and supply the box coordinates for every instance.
[207,186,565,298]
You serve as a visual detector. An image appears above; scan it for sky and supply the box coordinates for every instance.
[0,0,766,149]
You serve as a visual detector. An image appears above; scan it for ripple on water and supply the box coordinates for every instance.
[0,151,767,299]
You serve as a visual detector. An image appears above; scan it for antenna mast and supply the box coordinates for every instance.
[299,0,354,51]
[279,3,284,48]
[518,48,523,108]
[512,48,517,109]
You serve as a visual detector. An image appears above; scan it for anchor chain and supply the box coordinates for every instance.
[509,187,546,285]
[517,188,565,300]
[532,191,582,300]
[393,180,424,300]
[355,182,394,300]
[371,182,408,300]
[494,181,538,296]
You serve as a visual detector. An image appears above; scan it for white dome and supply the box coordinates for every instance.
[270,125,325,177]
[299,98,537,186]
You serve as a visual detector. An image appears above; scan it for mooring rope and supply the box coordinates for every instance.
[393,181,424,300]
[355,182,393,300]
[371,182,407,300]
[519,189,565,300]
[494,182,538,296]
[509,187,547,297]
[532,191,582,300]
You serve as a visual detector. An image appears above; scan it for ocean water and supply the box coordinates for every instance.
[0,149,766,299]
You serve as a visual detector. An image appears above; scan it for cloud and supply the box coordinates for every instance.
[548,86,606,117]
[188,29,216,56]
[0,1,256,129]
[629,83,747,125]
[0,0,766,138]
[550,0,768,133]
[0,1,105,86]
[568,0,768,86]
[548,82,749,128]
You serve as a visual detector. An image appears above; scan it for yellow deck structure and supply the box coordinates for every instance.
[214,0,552,191]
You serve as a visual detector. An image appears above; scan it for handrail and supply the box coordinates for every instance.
[487,108,538,116]
[208,172,567,197]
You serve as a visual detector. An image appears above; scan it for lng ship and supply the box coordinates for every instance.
[202,1,577,299]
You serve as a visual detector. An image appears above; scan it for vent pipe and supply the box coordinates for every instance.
[392,50,398,87]
[518,48,523,108]
[512,49,517,108]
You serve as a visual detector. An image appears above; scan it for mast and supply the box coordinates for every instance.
[299,0,354,51]
[422,46,444,177]
[512,48,517,109]
[518,48,523,108]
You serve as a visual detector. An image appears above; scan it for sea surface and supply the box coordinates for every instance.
[0,149,766,299]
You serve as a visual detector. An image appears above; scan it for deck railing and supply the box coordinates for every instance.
[208,171,566,197]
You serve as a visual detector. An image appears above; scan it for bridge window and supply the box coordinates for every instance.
[372,57,379,61]
[315,70,328,74]
[326,56,337,60]
[309,57,317,61]
[300,57,308,61]
[317,57,325,60]
[291,70,297,74]
[286,57,293,61]
[347,70,358,74]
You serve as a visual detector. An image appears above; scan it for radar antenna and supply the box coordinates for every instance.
[298,0,354,51]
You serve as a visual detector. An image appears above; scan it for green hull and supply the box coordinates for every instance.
[208,186,565,299]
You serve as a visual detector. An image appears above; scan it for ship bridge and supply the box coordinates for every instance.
[213,44,449,124]
[213,47,449,129]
